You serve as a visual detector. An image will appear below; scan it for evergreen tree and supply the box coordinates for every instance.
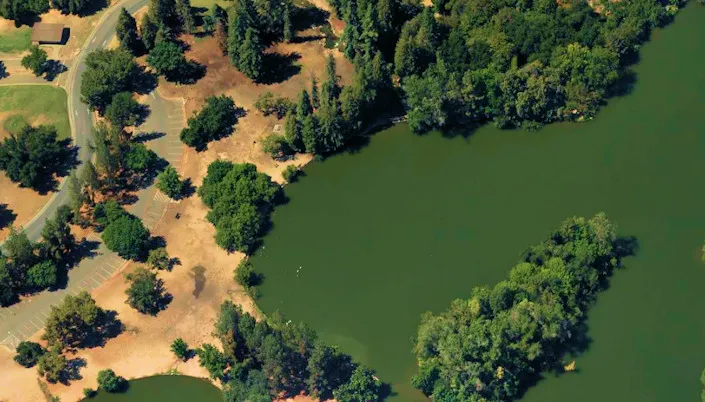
[227,0,254,65]
[66,171,84,223]
[317,98,344,153]
[238,27,264,81]
[311,77,320,109]
[116,8,140,54]
[322,55,340,102]
[284,111,301,152]
[215,20,228,55]
[283,3,294,42]
[140,13,159,51]
[175,0,195,33]
[80,161,99,204]
[341,0,361,59]
[297,89,313,118]
[301,114,318,154]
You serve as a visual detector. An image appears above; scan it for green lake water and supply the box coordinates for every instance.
[87,376,220,401]
[251,4,705,402]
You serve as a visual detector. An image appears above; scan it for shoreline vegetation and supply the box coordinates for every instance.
[412,214,637,400]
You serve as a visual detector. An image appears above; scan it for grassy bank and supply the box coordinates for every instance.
[0,86,70,139]
[0,26,31,53]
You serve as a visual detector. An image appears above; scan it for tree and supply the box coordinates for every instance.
[180,95,239,150]
[215,20,228,55]
[80,161,100,203]
[198,161,279,253]
[14,341,45,368]
[105,92,142,128]
[147,40,189,81]
[41,205,75,261]
[156,166,184,199]
[0,260,16,306]
[147,247,170,270]
[261,134,291,160]
[97,369,126,392]
[234,259,258,289]
[116,7,141,53]
[412,214,625,401]
[66,171,85,221]
[37,347,68,383]
[283,4,294,42]
[81,49,138,112]
[333,366,381,402]
[237,27,264,81]
[21,45,47,76]
[125,267,168,315]
[51,0,92,15]
[302,114,319,154]
[284,110,301,151]
[0,124,65,189]
[311,77,320,109]
[26,260,58,289]
[175,0,195,33]
[43,291,106,348]
[0,0,49,24]
[197,343,228,380]
[171,338,189,361]
[223,369,271,402]
[140,12,159,51]
[124,143,157,172]
[307,342,353,399]
[102,216,150,260]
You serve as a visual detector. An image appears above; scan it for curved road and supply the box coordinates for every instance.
[22,0,149,241]
[0,0,186,351]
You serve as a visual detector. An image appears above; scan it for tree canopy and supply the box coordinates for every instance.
[0,0,48,24]
[198,161,280,253]
[124,267,169,315]
[81,49,139,112]
[0,124,67,190]
[21,45,47,76]
[96,201,150,261]
[42,291,108,348]
[412,213,634,401]
[180,95,239,151]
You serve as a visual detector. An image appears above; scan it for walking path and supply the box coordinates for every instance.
[0,0,187,352]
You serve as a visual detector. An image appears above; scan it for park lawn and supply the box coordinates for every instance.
[0,86,70,140]
[191,0,231,9]
[0,26,31,53]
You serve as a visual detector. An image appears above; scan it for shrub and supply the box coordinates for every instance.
[171,338,189,361]
[282,165,300,183]
[156,166,184,199]
[254,92,295,119]
[147,247,170,270]
[97,369,126,393]
[102,215,150,261]
[261,134,292,160]
[125,267,168,315]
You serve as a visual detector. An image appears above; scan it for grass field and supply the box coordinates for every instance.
[0,26,31,53]
[0,86,70,139]
[191,0,231,9]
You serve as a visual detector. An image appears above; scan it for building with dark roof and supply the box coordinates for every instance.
[31,23,66,45]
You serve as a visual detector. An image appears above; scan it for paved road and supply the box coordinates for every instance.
[21,0,149,242]
[0,0,186,351]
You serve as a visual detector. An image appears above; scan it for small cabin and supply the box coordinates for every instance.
[31,23,67,45]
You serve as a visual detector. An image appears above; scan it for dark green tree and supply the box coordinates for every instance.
[175,0,195,33]
[125,267,168,315]
[21,45,47,76]
[333,366,381,402]
[140,13,159,51]
[40,205,74,262]
[180,95,239,150]
[51,0,93,15]
[116,8,141,54]
[147,40,189,81]
[0,124,65,189]
[14,341,45,368]
[37,347,68,383]
[97,369,126,392]
[301,114,319,154]
[196,343,228,380]
[42,291,106,348]
[156,166,185,199]
[81,49,138,112]
[105,92,142,128]
[103,215,150,260]
[238,27,264,81]
[171,337,189,361]
[147,247,170,270]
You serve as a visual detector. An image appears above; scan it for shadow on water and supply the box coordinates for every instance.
[190,265,206,298]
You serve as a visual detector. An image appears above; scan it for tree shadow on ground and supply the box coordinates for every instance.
[43,60,67,82]
[176,178,196,200]
[292,6,329,31]
[189,265,206,299]
[81,310,123,349]
[73,0,108,17]
[191,107,246,152]
[53,238,102,290]
[0,61,8,79]
[165,61,207,85]
[127,155,169,191]
[134,103,151,127]
[292,34,325,44]
[258,52,301,85]
[132,67,159,95]
[64,357,86,383]
[133,131,165,143]
[0,204,17,229]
